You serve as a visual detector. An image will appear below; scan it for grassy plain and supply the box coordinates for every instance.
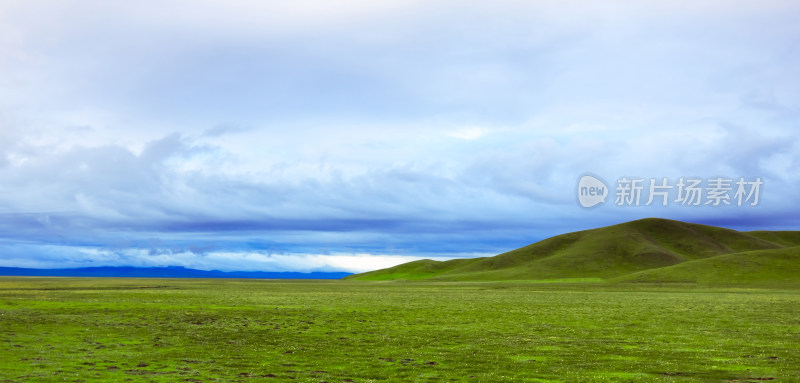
[1,277,799,382]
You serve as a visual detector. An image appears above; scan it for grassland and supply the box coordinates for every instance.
[2,277,799,382]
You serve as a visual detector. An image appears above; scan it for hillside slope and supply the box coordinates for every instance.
[346,258,479,281]
[345,218,798,282]
[746,231,800,247]
[614,246,800,285]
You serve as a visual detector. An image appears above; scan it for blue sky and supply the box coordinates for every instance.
[1,0,799,272]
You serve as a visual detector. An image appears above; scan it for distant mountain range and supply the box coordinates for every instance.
[346,218,800,284]
[0,266,351,279]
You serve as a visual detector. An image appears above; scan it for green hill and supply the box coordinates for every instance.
[745,230,800,247]
[348,258,478,281]
[614,246,800,285]
[345,218,799,283]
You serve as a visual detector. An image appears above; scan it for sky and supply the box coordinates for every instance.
[1,0,799,273]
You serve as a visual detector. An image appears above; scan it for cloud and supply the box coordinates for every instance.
[447,127,487,140]
[202,124,251,137]
[0,240,478,273]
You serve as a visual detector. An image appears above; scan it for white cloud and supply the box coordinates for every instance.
[447,127,487,140]
[0,241,485,273]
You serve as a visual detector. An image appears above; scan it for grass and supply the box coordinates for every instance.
[2,277,799,382]
[346,218,800,282]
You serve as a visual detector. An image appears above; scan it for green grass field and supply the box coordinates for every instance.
[1,277,798,382]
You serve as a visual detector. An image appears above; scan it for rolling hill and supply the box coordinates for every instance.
[345,218,800,283]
